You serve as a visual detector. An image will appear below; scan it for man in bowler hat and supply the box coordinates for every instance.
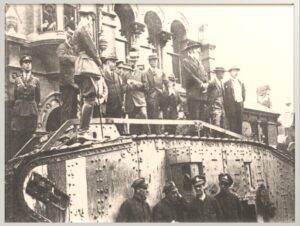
[181,42,209,136]
[188,174,223,222]
[152,181,187,222]
[215,173,243,222]
[116,178,151,222]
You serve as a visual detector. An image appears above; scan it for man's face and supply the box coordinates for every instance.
[107,60,116,71]
[219,181,230,193]
[136,187,148,201]
[22,61,32,72]
[216,71,225,80]
[194,182,205,197]
[230,69,239,79]
[166,190,179,202]
[129,59,137,68]
[149,59,157,68]
[190,48,200,58]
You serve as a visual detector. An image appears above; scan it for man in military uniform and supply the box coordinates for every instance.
[207,67,226,137]
[73,6,103,139]
[57,29,79,124]
[188,174,223,222]
[215,173,243,222]
[144,54,168,134]
[152,181,187,222]
[224,66,245,134]
[11,55,40,156]
[181,42,209,136]
[123,51,150,134]
[116,178,151,222]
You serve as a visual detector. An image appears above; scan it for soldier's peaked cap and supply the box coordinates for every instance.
[218,173,233,186]
[20,55,32,65]
[163,181,178,194]
[191,174,206,186]
[131,178,148,189]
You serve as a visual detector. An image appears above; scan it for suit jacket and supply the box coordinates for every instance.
[103,68,123,105]
[182,55,208,101]
[73,21,102,77]
[57,41,77,87]
[144,68,168,99]
[224,78,245,116]
[122,68,148,113]
[207,77,225,110]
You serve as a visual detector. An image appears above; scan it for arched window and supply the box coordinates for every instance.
[144,11,163,68]
[170,20,186,86]
[114,4,135,62]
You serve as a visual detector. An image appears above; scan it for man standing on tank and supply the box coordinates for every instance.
[73,5,103,140]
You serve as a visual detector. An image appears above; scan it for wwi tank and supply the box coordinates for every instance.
[5,118,295,223]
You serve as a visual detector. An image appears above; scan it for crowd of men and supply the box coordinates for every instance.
[116,173,243,222]
[10,6,246,150]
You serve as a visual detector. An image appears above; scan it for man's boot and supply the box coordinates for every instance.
[78,100,96,141]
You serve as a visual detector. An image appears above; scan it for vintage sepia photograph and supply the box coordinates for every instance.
[3,1,297,223]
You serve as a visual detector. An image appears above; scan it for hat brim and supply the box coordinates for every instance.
[214,69,226,73]
[228,68,240,72]
[193,180,206,187]
[181,44,202,53]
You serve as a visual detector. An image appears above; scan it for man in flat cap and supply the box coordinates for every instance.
[181,42,209,136]
[188,174,223,222]
[11,55,40,157]
[57,28,79,125]
[152,181,187,222]
[224,66,245,134]
[73,5,103,140]
[122,50,150,135]
[215,173,243,222]
[102,54,124,133]
[207,67,227,137]
[163,74,183,134]
[116,178,151,222]
[144,54,169,134]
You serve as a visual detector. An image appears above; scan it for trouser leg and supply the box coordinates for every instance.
[60,85,78,124]
[76,76,97,132]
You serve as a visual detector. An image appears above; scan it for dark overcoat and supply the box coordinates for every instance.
[182,55,208,101]
[152,197,187,222]
[116,197,151,222]
[188,195,223,222]
[215,190,243,222]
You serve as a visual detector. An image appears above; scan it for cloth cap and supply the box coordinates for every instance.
[218,173,233,186]
[102,53,118,63]
[228,66,240,72]
[20,55,32,65]
[191,175,206,186]
[131,178,148,189]
[163,181,178,194]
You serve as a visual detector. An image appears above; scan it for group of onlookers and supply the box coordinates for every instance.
[116,173,243,222]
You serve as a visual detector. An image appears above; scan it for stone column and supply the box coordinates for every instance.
[56,4,64,33]
[201,43,216,78]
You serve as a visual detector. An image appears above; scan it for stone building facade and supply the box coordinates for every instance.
[5,4,279,160]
